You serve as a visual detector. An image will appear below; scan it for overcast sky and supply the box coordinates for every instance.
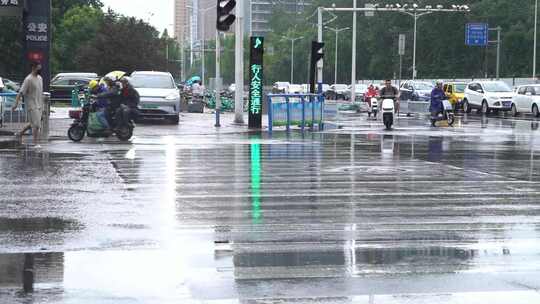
[101,0,174,35]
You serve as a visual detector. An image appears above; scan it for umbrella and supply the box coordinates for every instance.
[104,71,126,80]
[187,76,201,86]
[99,71,126,85]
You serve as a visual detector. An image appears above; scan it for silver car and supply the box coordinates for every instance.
[131,71,180,124]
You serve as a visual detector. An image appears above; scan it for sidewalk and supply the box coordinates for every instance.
[0,130,20,149]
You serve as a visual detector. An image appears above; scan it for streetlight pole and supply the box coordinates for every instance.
[534,0,538,80]
[401,11,432,80]
[199,6,216,85]
[325,26,350,84]
[282,36,303,83]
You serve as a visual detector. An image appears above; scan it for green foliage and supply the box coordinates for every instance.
[74,11,167,75]
[263,0,539,82]
[53,5,104,72]
[0,17,23,79]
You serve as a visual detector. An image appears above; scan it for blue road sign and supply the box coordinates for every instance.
[466,23,488,46]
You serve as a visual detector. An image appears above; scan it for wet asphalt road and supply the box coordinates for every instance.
[2,112,540,303]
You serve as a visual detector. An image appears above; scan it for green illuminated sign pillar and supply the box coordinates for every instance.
[248,37,264,129]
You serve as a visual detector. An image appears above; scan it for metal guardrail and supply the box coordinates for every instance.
[0,92,24,129]
[0,92,50,140]
[267,93,325,132]
[401,100,431,115]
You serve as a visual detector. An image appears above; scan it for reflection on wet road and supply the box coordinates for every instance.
[2,114,540,303]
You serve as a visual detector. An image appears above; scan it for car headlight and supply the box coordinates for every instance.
[165,94,179,101]
[490,96,500,100]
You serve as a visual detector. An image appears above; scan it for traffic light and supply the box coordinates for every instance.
[311,41,324,64]
[309,41,324,93]
[216,0,236,32]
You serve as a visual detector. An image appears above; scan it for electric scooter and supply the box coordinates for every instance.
[430,100,455,127]
[381,98,395,130]
[367,97,379,119]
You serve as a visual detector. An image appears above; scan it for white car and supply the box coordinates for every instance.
[273,81,290,93]
[328,84,349,100]
[463,81,514,114]
[288,84,303,94]
[345,84,368,101]
[131,71,180,124]
[511,84,540,117]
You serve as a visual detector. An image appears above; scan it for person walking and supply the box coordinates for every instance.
[12,62,44,147]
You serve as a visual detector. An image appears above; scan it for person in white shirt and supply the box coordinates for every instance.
[12,62,44,146]
[191,80,205,97]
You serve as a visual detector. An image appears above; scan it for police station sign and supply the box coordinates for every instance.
[23,0,52,91]
[26,17,48,42]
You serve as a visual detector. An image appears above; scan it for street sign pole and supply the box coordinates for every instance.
[398,34,405,86]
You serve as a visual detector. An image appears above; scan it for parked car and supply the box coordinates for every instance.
[399,81,434,101]
[272,81,290,93]
[1,78,20,92]
[344,84,368,101]
[327,84,349,100]
[463,81,513,114]
[511,84,540,117]
[51,72,98,83]
[443,82,467,110]
[288,84,303,94]
[50,75,96,103]
[321,84,330,95]
[131,71,180,124]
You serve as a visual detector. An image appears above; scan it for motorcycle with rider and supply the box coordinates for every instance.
[68,75,138,142]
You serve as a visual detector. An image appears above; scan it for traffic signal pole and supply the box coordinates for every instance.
[317,7,323,92]
[216,0,237,126]
[234,0,245,124]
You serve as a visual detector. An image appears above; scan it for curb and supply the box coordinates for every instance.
[0,137,21,149]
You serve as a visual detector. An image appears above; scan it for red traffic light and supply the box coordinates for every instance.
[27,51,44,62]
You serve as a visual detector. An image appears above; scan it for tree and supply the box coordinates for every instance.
[262,0,538,81]
[74,11,167,75]
[53,5,104,72]
[0,17,23,79]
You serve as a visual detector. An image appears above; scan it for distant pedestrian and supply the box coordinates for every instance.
[191,80,205,98]
[12,62,44,146]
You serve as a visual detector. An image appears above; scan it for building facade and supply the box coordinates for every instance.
[174,0,190,46]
